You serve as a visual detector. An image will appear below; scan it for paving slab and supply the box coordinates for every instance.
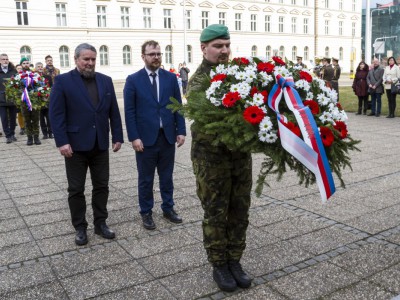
[324,280,395,300]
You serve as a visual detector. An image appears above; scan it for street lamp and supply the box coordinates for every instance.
[366,7,389,63]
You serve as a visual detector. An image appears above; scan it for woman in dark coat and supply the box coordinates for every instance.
[352,61,369,115]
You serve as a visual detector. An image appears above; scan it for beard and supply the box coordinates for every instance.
[80,69,96,79]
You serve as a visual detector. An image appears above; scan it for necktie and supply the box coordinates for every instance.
[150,72,157,100]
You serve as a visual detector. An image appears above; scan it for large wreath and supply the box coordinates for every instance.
[170,56,360,201]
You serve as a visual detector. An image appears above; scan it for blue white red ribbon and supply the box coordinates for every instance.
[21,72,34,111]
[268,72,335,202]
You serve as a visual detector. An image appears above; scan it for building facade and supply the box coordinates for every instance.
[0,0,362,79]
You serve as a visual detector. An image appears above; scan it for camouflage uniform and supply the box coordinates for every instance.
[21,105,40,136]
[187,58,252,266]
[331,64,341,97]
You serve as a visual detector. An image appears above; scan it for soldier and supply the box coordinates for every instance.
[186,24,252,292]
[331,57,341,97]
[321,57,334,88]
[295,56,307,69]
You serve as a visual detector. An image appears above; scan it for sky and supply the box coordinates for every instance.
[363,0,393,8]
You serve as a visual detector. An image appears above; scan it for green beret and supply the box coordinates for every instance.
[20,57,29,64]
[200,24,230,43]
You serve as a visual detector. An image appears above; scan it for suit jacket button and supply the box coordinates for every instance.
[93,125,96,128]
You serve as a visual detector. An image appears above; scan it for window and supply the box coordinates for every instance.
[303,0,308,6]
[219,12,226,25]
[339,21,343,35]
[279,0,284,3]
[279,46,285,58]
[20,46,31,62]
[339,0,343,10]
[201,11,209,29]
[235,13,242,31]
[291,0,296,4]
[187,45,192,63]
[143,8,151,28]
[251,14,257,32]
[279,16,284,33]
[99,45,109,66]
[352,22,356,36]
[325,0,329,9]
[164,9,172,29]
[324,20,329,35]
[251,45,257,56]
[325,46,329,57]
[303,18,309,34]
[304,46,309,60]
[291,17,296,33]
[266,46,271,60]
[165,45,173,64]
[97,6,106,27]
[339,47,343,60]
[265,15,271,32]
[121,6,129,28]
[59,45,69,67]
[352,0,356,12]
[292,46,297,61]
[56,3,67,26]
[16,1,29,25]
[185,10,191,29]
[123,45,131,65]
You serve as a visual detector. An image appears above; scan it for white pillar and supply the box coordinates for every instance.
[365,0,371,63]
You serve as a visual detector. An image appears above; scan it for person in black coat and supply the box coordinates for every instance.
[352,61,369,115]
[0,53,17,143]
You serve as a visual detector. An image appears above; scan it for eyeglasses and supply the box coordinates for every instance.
[144,53,163,58]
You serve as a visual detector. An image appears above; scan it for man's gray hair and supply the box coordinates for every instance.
[74,43,97,59]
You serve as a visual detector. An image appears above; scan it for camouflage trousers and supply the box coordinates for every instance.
[192,139,252,266]
[21,106,40,136]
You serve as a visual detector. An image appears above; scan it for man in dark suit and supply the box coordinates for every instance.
[49,43,124,245]
[124,40,186,230]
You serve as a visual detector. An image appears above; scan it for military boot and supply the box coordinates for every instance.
[27,135,33,146]
[212,264,237,292]
[34,135,41,145]
[228,261,252,288]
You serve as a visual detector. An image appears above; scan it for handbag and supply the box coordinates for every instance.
[392,82,400,94]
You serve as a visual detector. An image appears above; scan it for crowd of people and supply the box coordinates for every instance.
[0,53,59,144]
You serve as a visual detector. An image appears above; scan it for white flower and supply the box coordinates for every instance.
[274,66,291,77]
[215,64,227,74]
[259,117,273,132]
[231,82,251,98]
[259,72,273,86]
[295,79,311,91]
[227,65,239,75]
[235,71,247,81]
[259,131,278,143]
[319,111,333,124]
[206,81,222,99]
[252,93,265,106]
[210,70,216,78]
[209,97,221,106]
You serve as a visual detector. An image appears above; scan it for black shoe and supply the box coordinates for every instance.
[0,132,2,136]
[94,223,115,239]
[213,264,237,292]
[163,209,183,223]
[6,137,12,144]
[42,134,48,139]
[363,111,367,115]
[27,136,33,146]
[20,128,25,135]
[376,113,380,117]
[11,136,17,142]
[48,133,54,139]
[228,261,252,288]
[367,112,375,116]
[141,213,156,230]
[355,112,361,115]
[75,228,88,246]
[34,135,41,145]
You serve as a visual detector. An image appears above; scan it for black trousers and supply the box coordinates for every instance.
[40,107,52,135]
[357,96,369,113]
[65,148,110,229]
[386,89,397,115]
[0,105,17,138]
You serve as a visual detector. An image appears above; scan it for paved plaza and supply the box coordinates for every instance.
[1,106,400,299]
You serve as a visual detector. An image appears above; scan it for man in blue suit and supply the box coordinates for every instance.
[50,43,124,245]
[124,40,186,230]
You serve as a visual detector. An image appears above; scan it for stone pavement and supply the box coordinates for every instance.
[1,111,400,300]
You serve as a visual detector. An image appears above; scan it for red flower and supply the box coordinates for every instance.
[272,56,285,66]
[299,71,313,83]
[211,73,227,82]
[250,86,258,97]
[284,121,301,137]
[37,92,42,97]
[336,102,343,110]
[243,106,265,125]
[320,127,334,147]
[333,121,348,139]
[250,86,268,102]
[233,57,250,66]
[303,100,319,115]
[257,62,275,74]
[222,92,241,107]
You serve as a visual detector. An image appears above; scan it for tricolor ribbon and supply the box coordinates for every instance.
[268,71,335,202]
[21,72,34,111]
